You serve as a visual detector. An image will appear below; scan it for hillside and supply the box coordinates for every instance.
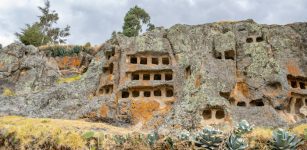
[0,19,307,149]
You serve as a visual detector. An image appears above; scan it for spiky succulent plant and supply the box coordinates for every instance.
[226,134,248,150]
[179,130,190,141]
[193,126,223,150]
[235,120,254,136]
[270,128,303,150]
[147,131,159,147]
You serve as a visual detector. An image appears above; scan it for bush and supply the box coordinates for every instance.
[39,45,92,57]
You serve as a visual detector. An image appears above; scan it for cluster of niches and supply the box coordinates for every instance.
[127,70,173,81]
[246,35,264,43]
[98,85,113,96]
[230,99,265,107]
[287,75,306,90]
[287,93,307,119]
[214,50,235,60]
[202,107,227,124]
[126,54,171,65]
[121,86,174,99]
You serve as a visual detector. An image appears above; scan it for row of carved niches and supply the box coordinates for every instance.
[121,86,174,99]
[246,35,264,43]
[126,54,171,65]
[213,49,235,60]
[287,93,307,120]
[229,98,265,107]
[97,84,113,96]
[127,70,173,81]
[201,107,229,125]
[287,75,307,90]
[105,48,115,60]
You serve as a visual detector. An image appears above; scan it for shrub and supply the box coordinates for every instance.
[40,45,92,57]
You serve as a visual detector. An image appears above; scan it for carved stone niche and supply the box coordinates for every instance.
[97,84,113,96]
[229,98,265,107]
[287,93,307,120]
[287,75,307,90]
[245,35,264,43]
[200,107,228,125]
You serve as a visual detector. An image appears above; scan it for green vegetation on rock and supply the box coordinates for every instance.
[122,5,154,37]
[16,0,70,46]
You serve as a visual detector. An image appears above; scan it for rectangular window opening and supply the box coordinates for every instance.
[152,57,159,65]
[185,66,191,79]
[165,73,173,81]
[166,89,174,97]
[154,74,161,80]
[99,87,104,95]
[291,80,298,88]
[246,37,253,43]
[214,52,222,59]
[224,50,235,60]
[122,91,129,98]
[130,56,137,64]
[132,91,140,97]
[143,74,150,80]
[144,91,151,97]
[162,57,170,65]
[299,82,306,89]
[132,73,140,80]
[154,90,162,96]
[140,57,147,64]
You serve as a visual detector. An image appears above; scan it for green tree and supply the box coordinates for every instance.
[17,23,51,46]
[122,5,154,37]
[16,0,70,46]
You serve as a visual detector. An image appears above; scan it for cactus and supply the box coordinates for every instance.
[193,126,223,150]
[270,128,303,150]
[147,131,159,147]
[226,134,248,150]
[235,120,254,136]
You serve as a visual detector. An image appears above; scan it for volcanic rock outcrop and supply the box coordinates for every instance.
[0,19,307,134]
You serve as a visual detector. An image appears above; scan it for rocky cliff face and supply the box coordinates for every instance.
[0,19,306,134]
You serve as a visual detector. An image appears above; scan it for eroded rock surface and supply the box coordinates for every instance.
[0,20,307,134]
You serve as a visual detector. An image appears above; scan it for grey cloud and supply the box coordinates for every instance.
[0,0,307,46]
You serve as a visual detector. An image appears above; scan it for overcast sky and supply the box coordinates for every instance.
[0,0,307,47]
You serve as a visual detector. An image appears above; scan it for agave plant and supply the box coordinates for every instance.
[193,126,224,150]
[270,128,303,150]
[113,135,127,145]
[147,131,159,147]
[235,120,254,136]
[179,130,191,141]
[226,134,248,150]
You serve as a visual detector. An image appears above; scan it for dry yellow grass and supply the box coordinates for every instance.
[2,88,15,96]
[0,116,132,135]
[57,74,81,84]
[246,127,273,140]
[291,124,307,138]
[0,116,137,149]
[244,127,273,150]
